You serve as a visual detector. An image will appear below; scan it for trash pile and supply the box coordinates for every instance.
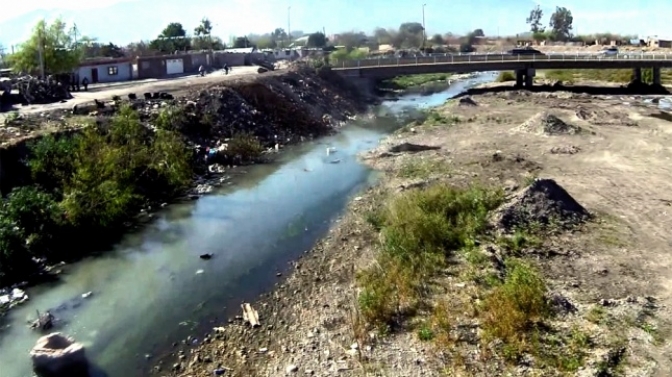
[15,75,72,105]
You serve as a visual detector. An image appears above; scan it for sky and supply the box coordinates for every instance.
[0,0,670,48]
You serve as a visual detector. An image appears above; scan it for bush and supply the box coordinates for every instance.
[224,132,265,162]
[0,105,194,284]
[497,71,516,82]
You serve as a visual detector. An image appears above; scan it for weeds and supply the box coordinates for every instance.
[397,158,450,179]
[496,71,516,82]
[382,73,452,90]
[543,68,672,84]
[481,260,550,359]
[357,184,504,330]
[224,132,265,161]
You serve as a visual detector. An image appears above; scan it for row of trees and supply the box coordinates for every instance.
[525,5,574,41]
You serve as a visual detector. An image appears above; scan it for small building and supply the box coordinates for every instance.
[648,37,672,48]
[135,52,213,80]
[77,57,132,84]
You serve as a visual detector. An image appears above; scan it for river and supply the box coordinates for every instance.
[0,73,495,377]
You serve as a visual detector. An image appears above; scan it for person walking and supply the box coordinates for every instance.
[81,77,88,91]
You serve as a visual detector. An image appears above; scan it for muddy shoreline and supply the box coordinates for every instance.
[161,85,672,377]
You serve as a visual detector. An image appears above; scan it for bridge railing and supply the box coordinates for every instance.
[335,53,672,69]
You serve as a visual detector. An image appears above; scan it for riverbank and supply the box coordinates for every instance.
[0,66,368,307]
[173,88,672,376]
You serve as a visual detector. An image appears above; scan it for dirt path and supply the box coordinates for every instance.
[2,66,263,117]
[162,87,672,377]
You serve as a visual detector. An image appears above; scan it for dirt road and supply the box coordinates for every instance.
[8,66,262,116]
[175,88,672,377]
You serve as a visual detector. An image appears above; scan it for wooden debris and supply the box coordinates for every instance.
[241,303,260,327]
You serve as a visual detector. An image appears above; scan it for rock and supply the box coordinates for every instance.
[458,96,478,106]
[286,364,299,373]
[30,333,88,376]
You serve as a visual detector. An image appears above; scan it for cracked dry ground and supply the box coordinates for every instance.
[166,90,672,377]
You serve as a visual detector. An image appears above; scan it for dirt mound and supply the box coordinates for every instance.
[495,178,590,231]
[514,112,582,135]
[458,96,478,106]
[575,107,637,127]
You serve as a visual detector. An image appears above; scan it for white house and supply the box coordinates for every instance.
[76,57,132,84]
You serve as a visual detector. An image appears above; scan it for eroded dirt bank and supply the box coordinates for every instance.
[163,89,672,376]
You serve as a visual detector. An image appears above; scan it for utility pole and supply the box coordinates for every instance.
[73,23,78,48]
[287,6,292,46]
[38,24,45,78]
[422,4,427,49]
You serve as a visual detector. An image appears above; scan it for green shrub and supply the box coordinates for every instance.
[0,104,194,284]
[497,71,516,82]
[225,132,264,161]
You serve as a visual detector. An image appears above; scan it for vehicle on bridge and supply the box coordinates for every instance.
[508,47,544,55]
[601,47,619,56]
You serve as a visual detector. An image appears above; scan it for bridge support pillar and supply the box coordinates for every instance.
[515,69,535,88]
[524,71,534,87]
[632,68,642,83]
[653,67,661,85]
[516,70,524,87]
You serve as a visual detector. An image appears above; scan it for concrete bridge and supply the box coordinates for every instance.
[333,53,672,89]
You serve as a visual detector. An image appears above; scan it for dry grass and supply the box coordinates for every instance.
[357,184,504,330]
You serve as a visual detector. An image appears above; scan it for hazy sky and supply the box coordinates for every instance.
[0,0,670,47]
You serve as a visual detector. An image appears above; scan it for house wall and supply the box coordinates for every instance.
[136,54,201,79]
[213,52,246,67]
[77,62,132,83]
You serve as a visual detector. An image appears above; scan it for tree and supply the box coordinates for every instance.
[549,7,573,41]
[373,27,395,45]
[149,22,191,53]
[430,34,444,46]
[99,43,124,57]
[11,18,82,75]
[271,28,288,47]
[394,22,424,48]
[126,41,152,56]
[472,29,485,37]
[307,32,327,48]
[194,17,213,37]
[192,17,221,50]
[332,32,367,50]
[526,5,544,33]
[253,36,275,49]
[192,36,225,50]
[232,37,253,49]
